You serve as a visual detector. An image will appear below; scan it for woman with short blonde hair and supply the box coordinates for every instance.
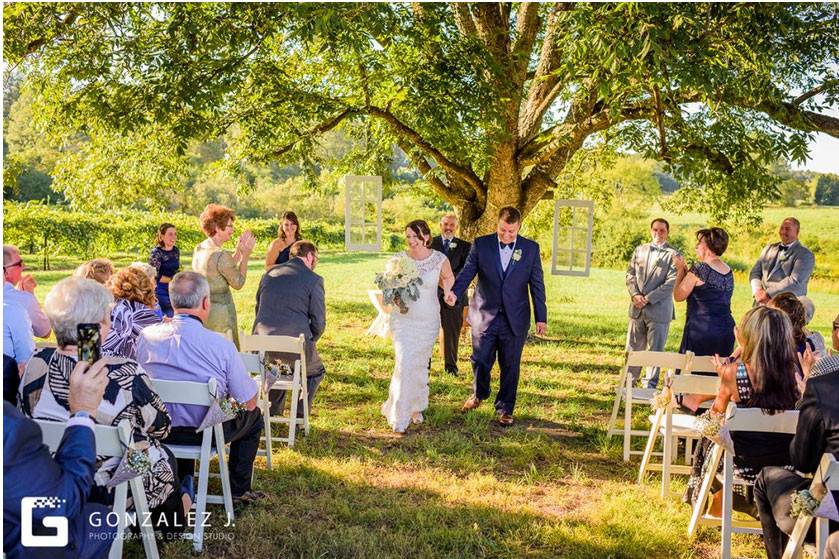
[73,258,115,285]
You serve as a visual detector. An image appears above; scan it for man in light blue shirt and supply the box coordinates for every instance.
[3,298,35,375]
[136,271,264,503]
[4,245,51,338]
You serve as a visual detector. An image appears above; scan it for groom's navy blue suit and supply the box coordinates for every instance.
[452,234,547,414]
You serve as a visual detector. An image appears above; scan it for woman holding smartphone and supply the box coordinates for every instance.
[17,276,193,535]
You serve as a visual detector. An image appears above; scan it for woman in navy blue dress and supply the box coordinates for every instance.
[148,223,180,318]
[264,211,302,269]
[673,227,736,358]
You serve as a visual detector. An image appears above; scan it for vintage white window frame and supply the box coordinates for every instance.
[551,199,594,277]
[343,175,383,252]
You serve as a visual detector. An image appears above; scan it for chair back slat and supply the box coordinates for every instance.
[239,352,262,373]
[688,355,718,375]
[239,333,304,354]
[820,454,839,491]
[725,404,799,434]
[36,419,130,457]
[670,374,720,396]
[625,350,688,370]
[152,378,218,406]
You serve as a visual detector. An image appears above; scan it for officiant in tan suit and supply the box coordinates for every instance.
[625,218,679,389]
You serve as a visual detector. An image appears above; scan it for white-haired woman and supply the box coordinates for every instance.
[18,277,191,533]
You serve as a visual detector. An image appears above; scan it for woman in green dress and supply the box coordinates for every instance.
[192,204,256,348]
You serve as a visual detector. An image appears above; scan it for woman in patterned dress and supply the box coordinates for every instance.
[149,223,180,318]
[18,276,187,529]
[102,266,162,359]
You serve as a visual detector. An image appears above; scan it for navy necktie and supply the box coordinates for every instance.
[443,239,450,254]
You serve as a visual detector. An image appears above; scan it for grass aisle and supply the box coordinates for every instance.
[29,252,837,558]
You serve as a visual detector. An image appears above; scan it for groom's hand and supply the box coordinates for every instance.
[535,322,547,336]
[444,292,457,306]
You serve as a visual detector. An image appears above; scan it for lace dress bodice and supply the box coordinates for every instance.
[390,250,447,325]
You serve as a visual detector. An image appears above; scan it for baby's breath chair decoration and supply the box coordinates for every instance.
[650,376,678,411]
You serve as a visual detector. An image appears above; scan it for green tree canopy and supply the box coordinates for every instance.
[5,2,838,235]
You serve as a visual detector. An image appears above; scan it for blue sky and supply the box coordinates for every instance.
[798,133,839,174]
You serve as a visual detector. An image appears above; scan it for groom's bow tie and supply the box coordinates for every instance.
[499,242,514,250]
[778,244,789,252]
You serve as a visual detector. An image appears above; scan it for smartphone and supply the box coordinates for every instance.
[77,323,102,365]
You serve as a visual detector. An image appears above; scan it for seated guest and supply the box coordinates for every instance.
[136,271,265,505]
[4,357,116,559]
[264,211,302,270]
[685,306,800,517]
[74,258,114,285]
[3,294,34,377]
[102,266,162,359]
[253,240,326,415]
[770,292,818,355]
[798,296,827,354]
[3,355,19,405]
[130,262,166,319]
[4,245,51,338]
[834,313,839,351]
[18,277,179,525]
[755,350,839,559]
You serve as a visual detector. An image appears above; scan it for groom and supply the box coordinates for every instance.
[446,206,547,426]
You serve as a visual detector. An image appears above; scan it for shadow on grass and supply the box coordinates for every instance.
[150,460,694,559]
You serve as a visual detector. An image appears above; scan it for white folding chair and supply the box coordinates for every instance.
[239,350,274,471]
[37,419,159,559]
[152,378,234,553]
[688,403,799,559]
[240,333,309,449]
[782,453,839,559]
[637,370,720,497]
[606,350,691,461]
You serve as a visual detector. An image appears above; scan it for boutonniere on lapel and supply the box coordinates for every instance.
[512,249,522,262]
[779,249,790,262]
[449,241,457,249]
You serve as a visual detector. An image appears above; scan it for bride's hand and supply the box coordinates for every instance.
[444,291,457,306]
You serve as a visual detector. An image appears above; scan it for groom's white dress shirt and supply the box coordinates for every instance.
[499,236,517,272]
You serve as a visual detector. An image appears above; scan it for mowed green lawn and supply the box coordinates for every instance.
[22,249,838,559]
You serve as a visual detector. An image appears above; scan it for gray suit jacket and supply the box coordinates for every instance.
[625,242,678,323]
[252,258,326,377]
[749,241,815,297]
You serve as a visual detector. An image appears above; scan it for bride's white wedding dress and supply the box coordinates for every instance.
[381,250,447,432]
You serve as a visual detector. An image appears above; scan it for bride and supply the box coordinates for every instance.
[381,220,455,433]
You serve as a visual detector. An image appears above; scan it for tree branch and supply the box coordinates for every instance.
[271,107,357,158]
[397,140,479,206]
[451,3,477,36]
[510,3,541,86]
[518,3,574,143]
[471,3,509,60]
[366,105,484,195]
[792,79,838,106]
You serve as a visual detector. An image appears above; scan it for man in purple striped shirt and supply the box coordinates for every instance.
[136,271,265,505]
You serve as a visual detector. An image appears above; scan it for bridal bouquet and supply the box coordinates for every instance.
[374,254,423,314]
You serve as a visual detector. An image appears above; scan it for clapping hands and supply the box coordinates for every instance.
[672,254,687,272]
[236,230,256,256]
[17,274,36,293]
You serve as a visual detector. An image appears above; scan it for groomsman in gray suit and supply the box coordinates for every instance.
[625,218,679,388]
[750,217,815,304]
